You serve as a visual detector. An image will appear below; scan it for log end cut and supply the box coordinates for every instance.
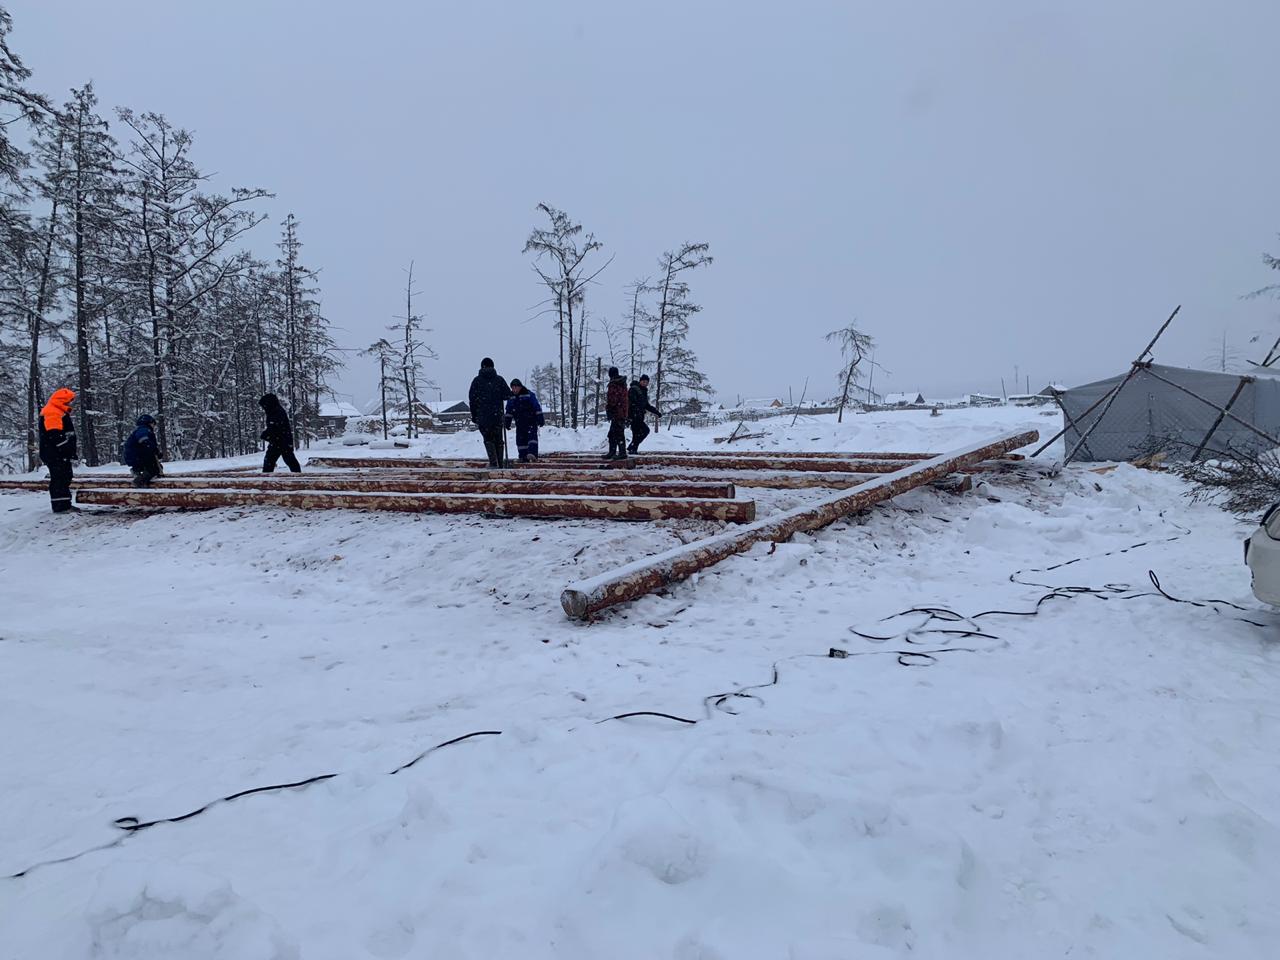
[560,587,592,620]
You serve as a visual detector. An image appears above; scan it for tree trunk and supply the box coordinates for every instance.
[380,353,389,439]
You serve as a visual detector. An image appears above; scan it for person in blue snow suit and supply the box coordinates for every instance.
[122,414,163,487]
[504,379,545,462]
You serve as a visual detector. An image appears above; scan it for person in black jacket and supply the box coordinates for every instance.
[259,393,302,473]
[38,387,78,513]
[122,414,164,487]
[626,374,660,454]
[468,358,512,467]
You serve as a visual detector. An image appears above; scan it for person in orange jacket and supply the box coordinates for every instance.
[39,388,78,513]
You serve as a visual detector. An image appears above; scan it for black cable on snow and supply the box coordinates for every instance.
[5,730,503,881]
[8,515,1267,882]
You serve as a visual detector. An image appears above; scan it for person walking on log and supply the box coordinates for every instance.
[38,387,78,514]
[469,357,513,468]
[626,374,660,454]
[504,378,545,463]
[122,414,163,487]
[604,367,630,461]
[259,393,302,473]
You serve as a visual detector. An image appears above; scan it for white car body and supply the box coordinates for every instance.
[1245,504,1280,606]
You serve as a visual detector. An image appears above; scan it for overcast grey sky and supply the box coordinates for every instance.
[10,0,1280,406]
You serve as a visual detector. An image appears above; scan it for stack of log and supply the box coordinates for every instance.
[1,429,1039,617]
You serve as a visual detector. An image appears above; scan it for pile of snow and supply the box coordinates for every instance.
[2,409,1279,958]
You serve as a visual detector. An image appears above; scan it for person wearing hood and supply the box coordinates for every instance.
[603,367,630,461]
[259,393,302,473]
[626,374,660,454]
[504,378,545,462]
[122,414,163,487]
[38,387,78,513]
[468,357,512,467]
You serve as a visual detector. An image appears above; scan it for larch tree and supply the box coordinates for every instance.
[825,321,875,423]
[361,337,400,439]
[650,242,712,427]
[115,108,271,456]
[389,260,435,438]
[522,203,611,428]
[48,83,121,464]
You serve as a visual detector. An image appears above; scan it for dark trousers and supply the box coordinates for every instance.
[131,461,162,487]
[607,419,627,455]
[515,422,539,461]
[45,459,73,513]
[628,418,650,452]
[264,444,301,473]
[479,423,505,466]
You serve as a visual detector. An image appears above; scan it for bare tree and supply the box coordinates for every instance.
[522,203,612,428]
[389,261,435,438]
[361,337,399,439]
[115,108,271,456]
[624,276,651,380]
[1205,330,1244,373]
[826,321,875,423]
[651,243,712,428]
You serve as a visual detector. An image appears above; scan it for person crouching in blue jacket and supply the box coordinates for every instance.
[504,379,545,462]
[122,414,164,487]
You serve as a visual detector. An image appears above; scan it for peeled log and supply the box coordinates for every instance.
[300,466,882,489]
[74,487,756,523]
[0,468,905,493]
[309,454,907,473]
[541,450,938,461]
[603,455,912,473]
[559,429,1039,619]
[0,476,735,499]
[307,456,618,471]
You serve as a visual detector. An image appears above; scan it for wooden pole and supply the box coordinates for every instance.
[1189,375,1252,461]
[75,488,757,523]
[560,429,1039,619]
[1058,305,1182,464]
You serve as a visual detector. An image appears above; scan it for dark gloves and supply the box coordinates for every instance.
[536,414,545,428]
[504,416,513,430]
[260,429,269,442]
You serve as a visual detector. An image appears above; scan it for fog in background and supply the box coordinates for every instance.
[11,0,1280,407]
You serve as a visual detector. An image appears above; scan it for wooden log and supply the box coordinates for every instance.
[305,466,881,489]
[307,454,912,473]
[0,468,876,492]
[559,429,1039,619]
[608,454,913,473]
[306,456,631,471]
[541,450,938,461]
[74,488,757,523]
[0,475,735,499]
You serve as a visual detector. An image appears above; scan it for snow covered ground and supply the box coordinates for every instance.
[3,407,1279,959]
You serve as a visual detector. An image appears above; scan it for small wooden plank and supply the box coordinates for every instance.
[74,487,757,523]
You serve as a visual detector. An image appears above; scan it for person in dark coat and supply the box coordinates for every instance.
[504,379,545,462]
[122,414,163,487]
[604,367,630,461]
[468,357,513,467]
[38,387,78,513]
[259,393,302,473]
[626,374,660,454]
